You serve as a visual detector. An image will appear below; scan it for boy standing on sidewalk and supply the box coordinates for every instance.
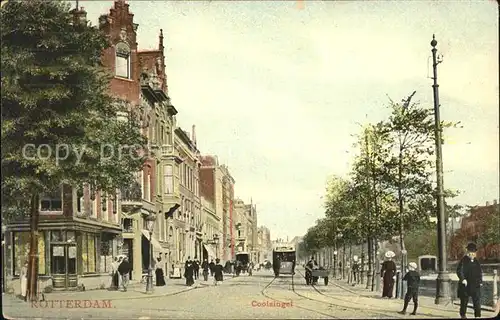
[398,262,420,316]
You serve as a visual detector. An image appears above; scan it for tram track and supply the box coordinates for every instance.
[321,278,460,318]
[260,275,341,318]
[294,269,448,318]
[291,270,403,318]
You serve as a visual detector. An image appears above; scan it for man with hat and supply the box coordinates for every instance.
[456,242,483,319]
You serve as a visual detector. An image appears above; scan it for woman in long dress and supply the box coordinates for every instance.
[110,257,120,290]
[213,259,224,286]
[381,251,397,298]
[155,257,166,286]
[20,261,28,300]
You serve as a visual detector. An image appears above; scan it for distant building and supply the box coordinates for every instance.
[449,200,500,261]
[257,226,272,263]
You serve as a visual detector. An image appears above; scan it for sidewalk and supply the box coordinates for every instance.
[10,275,236,303]
[326,279,498,317]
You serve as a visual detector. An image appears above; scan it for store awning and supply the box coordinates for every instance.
[141,229,164,253]
[203,243,217,260]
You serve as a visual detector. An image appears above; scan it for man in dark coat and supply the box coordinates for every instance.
[457,243,483,319]
[117,257,132,292]
[193,260,199,280]
[184,257,195,286]
[209,259,215,276]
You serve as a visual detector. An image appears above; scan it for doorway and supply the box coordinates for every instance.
[123,239,134,280]
[51,244,77,289]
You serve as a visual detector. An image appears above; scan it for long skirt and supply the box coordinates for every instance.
[185,275,194,286]
[156,269,166,286]
[382,276,394,298]
[110,272,119,289]
[20,276,27,297]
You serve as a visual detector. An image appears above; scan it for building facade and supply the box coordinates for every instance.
[199,156,235,261]
[257,226,272,263]
[169,127,202,265]
[233,199,258,262]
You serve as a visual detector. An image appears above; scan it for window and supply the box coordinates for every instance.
[100,235,114,273]
[146,172,151,201]
[164,165,173,194]
[76,186,84,213]
[40,186,63,212]
[101,193,108,222]
[90,194,97,219]
[13,232,46,276]
[115,42,131,79]
[141,170,145,199]
[82,232,97,273]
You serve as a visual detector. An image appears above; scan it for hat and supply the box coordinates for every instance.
[466,243,477,252]
[408,262,417,270]
[385,251,395,259]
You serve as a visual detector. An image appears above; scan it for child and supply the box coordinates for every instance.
[399,262,420,315]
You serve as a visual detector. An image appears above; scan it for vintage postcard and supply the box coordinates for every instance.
[1,0,498,319]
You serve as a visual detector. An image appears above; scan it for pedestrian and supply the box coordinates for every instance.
[213,258,224,286]
[109,257,120,290]
[201,259,209,281]
[209,259,215,276]
[398,262,420,315]
[155,256,166,286]
[381,250,396,298]
[117,256,132,292]
[20,261,28,301]
[352,255,360,286]
[224,260,231,274]
[193,260,199,280]
[457,242,483,319]
[184,256,195,286]
[248,261,254,276]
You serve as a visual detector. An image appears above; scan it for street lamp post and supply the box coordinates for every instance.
[333,250,338,279]
[145,214,156,294]
[430,35,451,304]
[213,234,219,258]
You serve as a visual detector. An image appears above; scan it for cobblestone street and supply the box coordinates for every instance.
[3,269,497,319]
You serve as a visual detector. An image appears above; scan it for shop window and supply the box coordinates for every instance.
[82,233,97,273]
[40,186,63,212]
[51,245,66,274]
[13,232,46,276]
[100,236,113,273]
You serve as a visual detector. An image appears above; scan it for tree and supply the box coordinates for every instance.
[1,0,146,301]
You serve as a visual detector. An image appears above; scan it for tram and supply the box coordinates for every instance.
[272,245,296,277]
[235,252,250,275]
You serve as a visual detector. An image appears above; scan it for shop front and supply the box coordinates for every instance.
[6,226,120,292]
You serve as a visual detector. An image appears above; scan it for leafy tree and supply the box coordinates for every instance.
[1,0,146,300]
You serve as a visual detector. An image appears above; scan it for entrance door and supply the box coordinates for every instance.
[51,244,78,289]
[123,239,133,280]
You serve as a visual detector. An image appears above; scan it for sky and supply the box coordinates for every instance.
[81,0,499,241]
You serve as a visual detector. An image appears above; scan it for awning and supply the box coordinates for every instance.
[141,229,164,253]
[203,243,217,260]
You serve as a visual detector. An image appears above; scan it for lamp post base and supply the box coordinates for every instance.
[146,269,154,294]
[435,271,452,305]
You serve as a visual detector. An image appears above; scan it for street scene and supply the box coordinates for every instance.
[1,0,499,319]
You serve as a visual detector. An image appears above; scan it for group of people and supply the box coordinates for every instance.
[380,242,484,318]
[184,257,224,286]
[109,256,132,291]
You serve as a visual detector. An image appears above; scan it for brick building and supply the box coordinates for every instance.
[449,200,500,262]
[199,156,235,261]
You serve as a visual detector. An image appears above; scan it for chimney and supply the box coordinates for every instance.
[192,125,197,146]
[486,201,490,206]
